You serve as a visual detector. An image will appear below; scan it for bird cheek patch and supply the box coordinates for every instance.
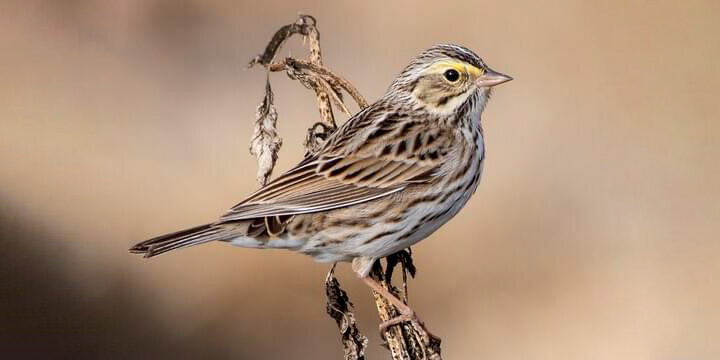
[411,77,448,105]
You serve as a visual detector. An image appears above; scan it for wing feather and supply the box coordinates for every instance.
[220,105,456,223]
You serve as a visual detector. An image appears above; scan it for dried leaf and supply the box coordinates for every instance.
[325,267,368,360]
[304,122,334,155]
[248,15,318,68]
[249,77,282,185]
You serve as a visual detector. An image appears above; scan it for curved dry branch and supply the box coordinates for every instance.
[248,14,336,137]
[269,58,369,109]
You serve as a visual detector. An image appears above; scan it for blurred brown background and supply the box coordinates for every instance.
[1,0,718,359]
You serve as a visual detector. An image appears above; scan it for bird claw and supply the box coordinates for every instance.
[378,309,440,343]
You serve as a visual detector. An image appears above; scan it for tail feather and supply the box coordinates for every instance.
[130,223,221,258]
[130,218,280,258]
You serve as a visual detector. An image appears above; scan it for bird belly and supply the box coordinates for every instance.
[294,157,484,262]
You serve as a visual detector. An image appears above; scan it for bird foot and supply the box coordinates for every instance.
[361,273,440,341]
[379,308,439,342]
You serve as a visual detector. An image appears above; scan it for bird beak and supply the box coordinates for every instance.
[476,68,513,88]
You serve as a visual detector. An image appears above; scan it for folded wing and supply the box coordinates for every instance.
[220,111,454,222]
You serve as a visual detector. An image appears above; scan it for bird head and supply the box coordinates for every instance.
[389,44,512,115]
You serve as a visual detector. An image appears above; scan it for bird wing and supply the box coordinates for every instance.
[219,107,455,222]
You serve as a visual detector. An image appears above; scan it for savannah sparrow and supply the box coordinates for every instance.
[131,44,511,327]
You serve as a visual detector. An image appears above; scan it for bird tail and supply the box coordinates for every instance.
[130,216,294,258]
[129,223,226,258]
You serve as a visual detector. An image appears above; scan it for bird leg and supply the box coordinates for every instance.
[361,275,434,337]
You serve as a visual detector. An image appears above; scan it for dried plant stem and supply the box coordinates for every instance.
[374,253,443,360]
[248,14,441,360]
[268,58,369,109]
[303,16,335,130]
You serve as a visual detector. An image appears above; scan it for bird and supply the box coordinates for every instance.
[130,44,512,330]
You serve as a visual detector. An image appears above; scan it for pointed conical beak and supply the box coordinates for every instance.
[476,68,513,87]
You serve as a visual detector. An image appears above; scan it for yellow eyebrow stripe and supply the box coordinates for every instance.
[429,60,484,77]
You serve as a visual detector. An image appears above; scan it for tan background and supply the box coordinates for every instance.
[1,0,718,359]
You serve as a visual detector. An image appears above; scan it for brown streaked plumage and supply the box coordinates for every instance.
[130,44,511,329]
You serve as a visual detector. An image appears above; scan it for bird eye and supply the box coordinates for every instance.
[443,69,460,82]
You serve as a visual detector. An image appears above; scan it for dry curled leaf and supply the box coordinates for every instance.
[249,77,282,186]
[325,267,368,360]
[304,122,334,156]
[248,15,318,69]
